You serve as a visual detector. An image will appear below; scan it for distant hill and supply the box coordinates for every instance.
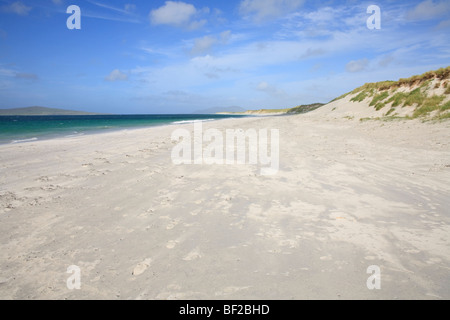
[193,106,246,114]
[218,103,325,115]
[0,106,101,116]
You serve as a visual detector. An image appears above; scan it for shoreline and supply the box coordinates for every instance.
[1,114,449,299]
[0,114,252,146]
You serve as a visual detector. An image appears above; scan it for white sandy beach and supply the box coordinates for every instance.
[1,112,450,300]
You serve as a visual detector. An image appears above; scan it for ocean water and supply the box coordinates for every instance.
[0,114,247,145]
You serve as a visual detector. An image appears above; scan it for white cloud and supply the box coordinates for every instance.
[84,1,141,23]
[82,12,141,24]
[220,30,232,44]
[150,1,207,29]
[407,0,450,21]
[130,2,450,111]
[88,0,132,14]
[257,81,270,90]
[190,36,217,56]
[52,0,63,5]
[189,31,232,56]
[186,19,207,30]
[15,73,38,80]
[256,81,285,96]
[346,59,369,73]
[300,48,326,59]
[278,6,364,40]
[378,55,395,68]
[0,66,39,80]
[239,0,304,22]
[436,19,450,29]
[1,1,32,15]
[0,66,39,81]
[125,4,136,12]
[0,67,16,77]
[105,69,128,82]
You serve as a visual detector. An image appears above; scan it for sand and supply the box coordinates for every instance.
[0,114,449,300]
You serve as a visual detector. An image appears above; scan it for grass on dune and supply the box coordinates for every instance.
[330,92,352,103]
[370,91,390,110]
[348,66,449,95]
[413,95,446,118]
[385,108,396,116]
[387,92,407,107]
[351,91,370,102]
[370,91,389,105]
[403,88,427,107]
[331,66,450,121]
[440,101,450,111]
[445,86,450,94]
[434,112,450,121]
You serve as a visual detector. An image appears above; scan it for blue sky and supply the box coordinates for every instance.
[0,0,449,114]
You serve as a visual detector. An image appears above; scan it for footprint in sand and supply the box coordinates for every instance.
[215,286,250,297]
[320,255,333,261]
[166,240,178,249]
[183,248,202,261]
[132,258,152,276]
[166,219,180,230]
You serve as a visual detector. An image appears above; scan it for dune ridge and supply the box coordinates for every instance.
[313,66,450,121]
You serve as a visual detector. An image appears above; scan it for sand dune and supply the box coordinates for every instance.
[315,67,450,121]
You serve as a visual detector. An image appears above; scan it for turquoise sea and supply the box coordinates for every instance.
[0,114,247,145]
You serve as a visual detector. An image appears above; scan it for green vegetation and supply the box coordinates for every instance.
[233,103,325,115]
[352,81,396,93]
[256,108,290,113]
[329,66,450,121]
[412,95,446,118]
[382,82,433,109]
[369,91,390,111]
[403,88,427,107]
[439,101,450,111]
[397,67,450,87]
[330,92,351,103]
[350,91,369,102]
[374,103,385,111]
[385,108,396,116]
[436,112,450,120]
[331,67,450,106]
[370,91,389,106]
[387,92,407,107]
[359,116,406,122]
[287,103,325,114]
[382,116,409,122]
[347,66,450,96]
